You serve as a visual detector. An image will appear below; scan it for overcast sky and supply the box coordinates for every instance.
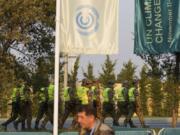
[69,0,145,79]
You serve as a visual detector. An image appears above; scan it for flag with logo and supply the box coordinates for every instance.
[134,0,180,54]
[60,0,119,54]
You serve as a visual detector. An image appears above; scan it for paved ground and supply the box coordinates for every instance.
[0,117,180,132]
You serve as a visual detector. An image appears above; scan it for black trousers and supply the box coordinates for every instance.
[2,102,19,126]
[35,102,48,128]
[41,101,54,128]
[14,101,26,130]
[24,101,32,129]
[124,102,136,127]
[60,101,77,128]
[117,101,128,117]
[127,102,136,120]
[47,101,53,123]
[102,102,118,125]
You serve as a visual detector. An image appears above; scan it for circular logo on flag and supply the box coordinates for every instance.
[75,6,99,36]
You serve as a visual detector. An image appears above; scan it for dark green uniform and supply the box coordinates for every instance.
[23,86,33,130]
[47,83,54,123]
[41,84,54,128]
[1,88,20,129]
[59,87,78,128]
[124,87,137,128]
[35,87,48,129]
[115,87,128,125]
[102,87,118,126]
[13,84,26,130]
[128,86,148,128]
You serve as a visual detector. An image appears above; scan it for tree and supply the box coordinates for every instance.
[160,54,180,124]
[0,49,34,116]
[162,79,175,116]
[0,0,56,68]
[0,0,57,117]
[139,65,149,116]
[0,0,56,87]
[69,56,80,88]
[83,63,95,81]
[0,53,16,117]
[32,57,50,91]
[150,76,163,116]
[117,60,136,86]
[99,55,116,87]
[140,55,164,116]
[140,54,180,126]
[0,0,40,53]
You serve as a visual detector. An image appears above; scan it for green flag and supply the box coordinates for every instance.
[134,0,180,54]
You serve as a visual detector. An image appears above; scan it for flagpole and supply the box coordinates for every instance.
[54,0,61,134]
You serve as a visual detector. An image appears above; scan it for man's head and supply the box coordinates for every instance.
[122,80,129,88]
[77,105,97,129]
[107,80,114,88]
[133,79,139,87]
[82,79,88,86]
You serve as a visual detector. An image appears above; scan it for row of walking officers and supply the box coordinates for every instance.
[1,79,148,130]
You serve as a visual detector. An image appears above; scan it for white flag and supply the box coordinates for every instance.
[60,0,119,54]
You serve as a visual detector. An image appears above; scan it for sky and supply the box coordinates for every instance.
[68,0,145,79]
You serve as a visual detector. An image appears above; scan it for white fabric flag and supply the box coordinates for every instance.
[60,0,119,54]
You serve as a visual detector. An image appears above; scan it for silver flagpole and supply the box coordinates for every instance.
[54,0,61,134]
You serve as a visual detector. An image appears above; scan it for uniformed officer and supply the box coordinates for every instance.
[59,81,78,128]
[47,82,54,122]
[91,84,98,109]
[1,83,20,130]
[35,87,48,130]
[102,81,119,126]
[40,81,54,128]
[13,82,26,130]
[124,80,137,128]
[115,81,129,126]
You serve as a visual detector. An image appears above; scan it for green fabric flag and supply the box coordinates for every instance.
[134,0,180,54]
